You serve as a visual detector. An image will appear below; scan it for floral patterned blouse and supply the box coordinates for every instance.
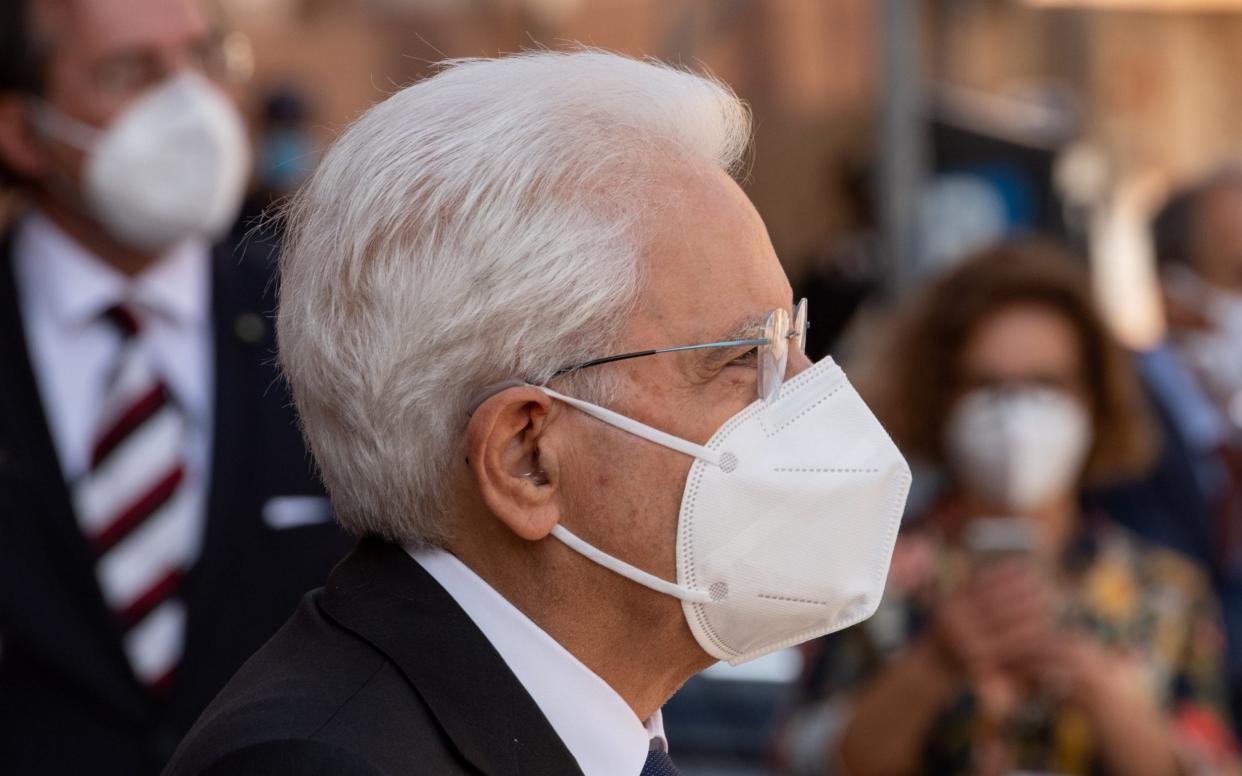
[781,514,1239,776]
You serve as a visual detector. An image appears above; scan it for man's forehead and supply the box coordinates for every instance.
[47,0,210,52]
[635,167,791,344]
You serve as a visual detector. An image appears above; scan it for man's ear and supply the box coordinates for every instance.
[466,385,563,542]
[0,95,49,182]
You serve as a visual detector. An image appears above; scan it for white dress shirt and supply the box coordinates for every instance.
[12,210,214,560]
[409,546,667,776]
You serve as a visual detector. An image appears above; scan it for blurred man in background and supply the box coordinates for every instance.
[1145,167,1242,728]
[0,1,350,773]
[1153,169,1242,439]
[253,84,318,206]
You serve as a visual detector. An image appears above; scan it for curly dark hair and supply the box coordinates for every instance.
[865,240,1156,486]
[1152,166,1242,267]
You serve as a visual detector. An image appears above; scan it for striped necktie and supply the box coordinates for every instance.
[73,304,194,698]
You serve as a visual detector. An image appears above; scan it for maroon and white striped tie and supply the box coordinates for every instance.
[73,304,194,697]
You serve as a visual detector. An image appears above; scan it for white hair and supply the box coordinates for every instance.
[277,49,752,545]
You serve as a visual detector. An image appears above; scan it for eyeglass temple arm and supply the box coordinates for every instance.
[554,338,771,377]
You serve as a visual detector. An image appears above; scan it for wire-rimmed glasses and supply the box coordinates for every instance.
[553,298,808,403]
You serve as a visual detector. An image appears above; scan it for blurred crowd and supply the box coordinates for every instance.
[777,220,1242,775]
[3,1,1242,775]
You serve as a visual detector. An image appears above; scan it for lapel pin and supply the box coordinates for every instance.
[233,313,267,345]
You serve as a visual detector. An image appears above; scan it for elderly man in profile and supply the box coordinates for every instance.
[166,51,911,776]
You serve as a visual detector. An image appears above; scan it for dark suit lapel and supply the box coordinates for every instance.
[177,241,271,703]
[320,540,584,776]
[0,231,146,718]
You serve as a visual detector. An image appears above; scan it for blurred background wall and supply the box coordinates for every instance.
[222,0,877,270]
[217,0,1242,291]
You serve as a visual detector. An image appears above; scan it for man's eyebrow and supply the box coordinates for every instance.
[694,314,768,368]
[717,314,768,342]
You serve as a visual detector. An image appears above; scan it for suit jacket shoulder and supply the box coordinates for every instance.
[167,590,473,775]
[166,540,583,776]
[199,739,386,776]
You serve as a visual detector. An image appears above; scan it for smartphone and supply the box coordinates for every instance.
[963,517,1037,561]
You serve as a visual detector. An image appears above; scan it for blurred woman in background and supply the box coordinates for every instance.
[777,242,1238,776]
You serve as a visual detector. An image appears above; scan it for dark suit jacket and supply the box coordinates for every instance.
[0,227,353,775]
[164,539,584,776]
[1082,379,1215,572]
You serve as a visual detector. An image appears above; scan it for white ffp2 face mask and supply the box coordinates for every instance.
[540,357,912,665]
[1167,265,1242,418]
[35,72,251,251]
[945,385,1091,514]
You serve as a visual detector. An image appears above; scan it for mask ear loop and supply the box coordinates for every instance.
[28,101,101,152]
[550,524,713,604]
[536,386,722,467]
[536,384,719,605]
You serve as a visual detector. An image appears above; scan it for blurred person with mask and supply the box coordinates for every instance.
[0,1,350,773]
[1155,168,1242,428]
[777,242,1238,776]
[162,50,913,776]
[231,83,318,239]
[1144,168,1242,722]
[254,84,317,199]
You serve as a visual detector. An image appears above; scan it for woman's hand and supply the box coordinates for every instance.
[1014,631,1112,703]
[1015,629,1182,776]
[931,559,1057,677]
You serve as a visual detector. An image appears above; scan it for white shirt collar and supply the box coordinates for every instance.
[13,210,215,481]
[407,546,666,776]
[16,209,210,332]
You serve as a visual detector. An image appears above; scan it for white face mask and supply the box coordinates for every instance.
[539,357,912,666]
[1167,265,1242,420]
[34,72,251,252]
[945,385,1091,514]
